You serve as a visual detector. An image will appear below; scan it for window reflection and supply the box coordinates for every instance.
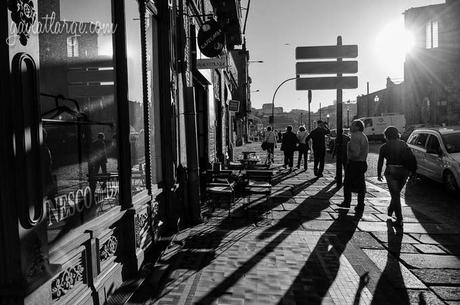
[38,0,119,245]
[125,0,147,196]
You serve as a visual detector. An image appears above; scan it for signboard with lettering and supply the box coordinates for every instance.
[197,57,227,70]
[229,100,240,112]
[197,19,224,58]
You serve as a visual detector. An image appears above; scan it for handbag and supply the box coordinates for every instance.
[261,141,268,151]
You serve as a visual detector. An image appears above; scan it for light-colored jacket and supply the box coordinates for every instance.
[297,131,308,144]
[265,131,276,144]
[347,131,369,162]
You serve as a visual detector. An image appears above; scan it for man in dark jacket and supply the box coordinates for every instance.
[306,120,330,177]
[281,125,298,171]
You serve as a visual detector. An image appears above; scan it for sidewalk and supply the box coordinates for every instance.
[128,143,460,305]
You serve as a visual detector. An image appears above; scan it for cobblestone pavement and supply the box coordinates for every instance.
[130,143,460,305]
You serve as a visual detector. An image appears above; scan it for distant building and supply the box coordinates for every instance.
[404,0,460,125]
[356,77,404,118]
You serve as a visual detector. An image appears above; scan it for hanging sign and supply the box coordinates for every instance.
[197,57,227,69]
[197,19,225,58]
[229,100,240,112]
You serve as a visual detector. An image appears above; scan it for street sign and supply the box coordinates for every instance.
[197,57,227,69]
[296,76,358,90]
[296,45,358,60]
[296,61,358,75]
[229,100,240,112]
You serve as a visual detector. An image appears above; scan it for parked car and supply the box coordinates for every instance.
[401,124,441,142]
[326,128,350,152]
[407,126,460,193]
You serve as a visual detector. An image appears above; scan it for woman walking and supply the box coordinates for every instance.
[377,126,417,227]
[296,126,309,170]
[264,126,276,165]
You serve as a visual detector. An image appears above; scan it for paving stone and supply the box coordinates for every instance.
[411,269,460,285]
[410,234,460,246]
[413,244,447,254]
[430,286,460,301]
[359,222,458,235]
[363,249,427,289]
[400,254,460,269]
[382,243,419,253]
[370,232,420,244]
[351,232,385,250]
[407,290,446,305]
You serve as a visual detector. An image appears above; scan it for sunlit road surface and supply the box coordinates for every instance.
[130,142,460,305]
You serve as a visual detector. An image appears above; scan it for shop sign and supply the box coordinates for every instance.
[197,19,224,58]
[229,100,240,112]
[197,57,227,70]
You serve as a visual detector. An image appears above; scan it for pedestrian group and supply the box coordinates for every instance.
[261,120,417,227]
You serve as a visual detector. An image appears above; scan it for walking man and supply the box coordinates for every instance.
[281,125,298,171]
[306,120,330,177]
[340,120,369,212]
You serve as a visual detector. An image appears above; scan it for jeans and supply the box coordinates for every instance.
[297,144,308,169]
[385,166,409,221]
[313,149,325,175]
[267,143,275,162]
[343,161,368,206]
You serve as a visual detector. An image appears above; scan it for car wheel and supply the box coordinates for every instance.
[444,171,459,193]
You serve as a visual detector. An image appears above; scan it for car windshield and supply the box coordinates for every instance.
[442,132,460,153]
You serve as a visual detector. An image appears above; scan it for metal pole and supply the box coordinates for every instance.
[319,103,322,120]
[336,36,344,186]
[271,76,298,129]
[308,90,312,132]
[367,81,370,117]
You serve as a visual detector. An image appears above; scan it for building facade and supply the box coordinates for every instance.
[404,0,460,125]
[0,0,243,304]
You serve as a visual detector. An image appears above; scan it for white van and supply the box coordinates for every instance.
[359,114,406,141]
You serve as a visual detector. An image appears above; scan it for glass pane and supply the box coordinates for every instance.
[38,0,119,246]
[125,0,147,196]
[425,22,432,49]
[432,21,439,48]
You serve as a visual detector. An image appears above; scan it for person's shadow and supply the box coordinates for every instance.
[276,209,363,304]
[371,221,410,304]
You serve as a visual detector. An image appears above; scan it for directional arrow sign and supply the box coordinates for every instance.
[296,61,358,75]
[296,45,358,60]
[296,76,358,90]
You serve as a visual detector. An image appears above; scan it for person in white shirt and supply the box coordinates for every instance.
[264,126,276,164]
[296,126,310,170]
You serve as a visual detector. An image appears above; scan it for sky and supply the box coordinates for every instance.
[243,0,445,112]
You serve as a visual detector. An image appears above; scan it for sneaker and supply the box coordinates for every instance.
[338,202,350,209]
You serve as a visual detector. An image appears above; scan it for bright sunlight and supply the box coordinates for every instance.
[375,19,415,76]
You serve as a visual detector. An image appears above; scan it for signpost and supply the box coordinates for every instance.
[295,37,358,186]
[229,100,240,112]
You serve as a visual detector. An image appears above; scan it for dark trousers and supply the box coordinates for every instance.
[343,161,367,206]
[313,149,325,175]
[284,150,294,168]
[297,144,308,169]
[385,166,409,221]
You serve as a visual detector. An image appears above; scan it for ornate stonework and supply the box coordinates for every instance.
[134,212,149,247]
[100,235,118,263]
[51,261,85,301]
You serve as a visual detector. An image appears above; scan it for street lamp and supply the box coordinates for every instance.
[271,75,300,128]
[374,95,379,116]
[326,114,330,125]
[346,106,350,128]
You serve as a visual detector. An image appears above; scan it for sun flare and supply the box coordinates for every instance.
[375,19,415,75]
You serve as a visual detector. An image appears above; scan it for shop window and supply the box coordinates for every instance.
[125,0,148,196]
[38,0,119,246]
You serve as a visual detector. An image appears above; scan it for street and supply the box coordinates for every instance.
[127,142,460,305]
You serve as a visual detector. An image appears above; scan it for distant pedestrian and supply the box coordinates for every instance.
[281,125,298,171]
[296,126,309,170]
[377,126,417,227]
[264,126,276,165]
[306,120,330,177]
[340,120,369,212]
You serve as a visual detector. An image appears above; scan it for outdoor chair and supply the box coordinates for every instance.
[243,169,273,216]
[205,170,237,215]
